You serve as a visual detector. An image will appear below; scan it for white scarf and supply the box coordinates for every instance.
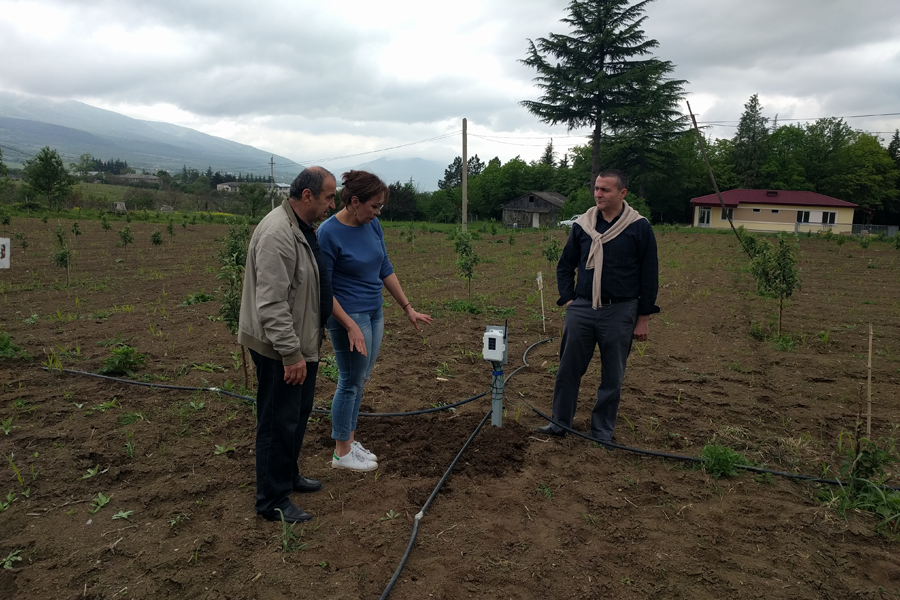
[575,201,645,309]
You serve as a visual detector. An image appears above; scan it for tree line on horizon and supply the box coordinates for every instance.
[385,0,899,226]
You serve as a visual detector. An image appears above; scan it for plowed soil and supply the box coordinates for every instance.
[1,217,899,599]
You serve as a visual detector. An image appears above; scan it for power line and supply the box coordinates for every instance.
[0,142,36,159]
[469,132,588,140]
[293,131,462,164]
[696,111,900,124]
[469,133,583,148]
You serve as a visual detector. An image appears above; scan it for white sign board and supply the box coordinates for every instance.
[0,238,9,269]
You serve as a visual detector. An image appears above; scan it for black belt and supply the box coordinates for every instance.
[599,297,634,305]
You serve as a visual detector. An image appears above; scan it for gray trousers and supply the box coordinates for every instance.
[549,297,637,440]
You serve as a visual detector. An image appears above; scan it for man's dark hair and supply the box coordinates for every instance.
[290,166,335,199]
[597,169,628,192]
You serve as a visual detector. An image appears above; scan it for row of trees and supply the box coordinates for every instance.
[379,112,900,226]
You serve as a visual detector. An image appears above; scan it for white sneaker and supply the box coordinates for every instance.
[332,447,378,472]
[352,440,377,461]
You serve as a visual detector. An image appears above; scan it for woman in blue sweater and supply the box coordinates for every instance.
[317,170,432,471]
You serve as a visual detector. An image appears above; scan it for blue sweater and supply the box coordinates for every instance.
[317,215,395,313]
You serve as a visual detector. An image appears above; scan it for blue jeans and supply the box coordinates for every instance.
[327,307,384,441]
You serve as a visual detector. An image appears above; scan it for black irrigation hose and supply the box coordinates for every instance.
[43,368,256,401]
[380,408,494,600]
[328,393,486,418]
[520,340,900,491]
[44,367,485,418]
[379,342,550,598]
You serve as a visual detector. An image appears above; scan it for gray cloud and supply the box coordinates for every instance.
[0,0,897,164]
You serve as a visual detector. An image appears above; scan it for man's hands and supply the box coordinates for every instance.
[284,359,307,385]
[633,314,650,342]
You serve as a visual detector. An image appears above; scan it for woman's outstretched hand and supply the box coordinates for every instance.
[405,306,433,331]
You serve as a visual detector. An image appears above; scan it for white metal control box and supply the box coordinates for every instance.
[482,326,507,363]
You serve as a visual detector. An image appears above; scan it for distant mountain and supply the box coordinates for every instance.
[0,92,303,181]
[329,157,447,192]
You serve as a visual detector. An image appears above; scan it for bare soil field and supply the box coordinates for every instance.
[1,217,899,599]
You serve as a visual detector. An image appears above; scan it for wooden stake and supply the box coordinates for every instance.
[867,323,873,436]
[537,271,546,333]
[462,118,468,233]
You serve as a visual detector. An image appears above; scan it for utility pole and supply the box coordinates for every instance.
[462,118,468,232]
[270,156,275,210]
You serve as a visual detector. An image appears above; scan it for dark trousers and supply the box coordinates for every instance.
[250,349,318,513]
[550,298,637,441]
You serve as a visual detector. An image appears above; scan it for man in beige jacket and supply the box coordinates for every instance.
[238,166,336,523]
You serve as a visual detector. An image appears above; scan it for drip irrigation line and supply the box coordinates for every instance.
[519,340,900,491]
[380,408,494,600]
[44,367,484,418]
[43,368,255,400]
[340,393,485,418]
[379,340,551,597]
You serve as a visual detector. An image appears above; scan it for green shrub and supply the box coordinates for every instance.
[701,444,748,478]
[0,329,29,360]
[182,291,215,305]
[320,355,339,382]
[98,345,146,377]
[445,299,481,314]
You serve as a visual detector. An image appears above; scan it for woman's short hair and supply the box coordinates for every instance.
[340,170,389,208]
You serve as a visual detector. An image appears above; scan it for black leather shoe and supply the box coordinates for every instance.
[258,503,313,523]
[536,424,567,437]
[293,475,322,493]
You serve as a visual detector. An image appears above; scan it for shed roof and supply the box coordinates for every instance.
[503,191,567,210]
[690,189,858,209]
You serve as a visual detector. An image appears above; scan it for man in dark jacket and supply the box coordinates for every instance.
[537,169,659,443]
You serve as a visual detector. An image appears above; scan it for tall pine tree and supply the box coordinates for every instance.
[732,94,770,189]
[520,0,686,185]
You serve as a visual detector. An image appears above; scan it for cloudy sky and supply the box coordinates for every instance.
[1,0,898,171]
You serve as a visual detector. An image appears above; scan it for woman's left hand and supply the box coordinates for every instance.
[405,306,433,331]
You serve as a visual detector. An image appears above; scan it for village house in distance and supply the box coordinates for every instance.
[216,181,290,198]
[501,191,567,228]
[690,189,862,235]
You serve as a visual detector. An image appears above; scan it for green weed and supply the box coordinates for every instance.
[81,465,109,480]
[88,492,112,514]
[537,483,553,499]
[123,432,135,459]
[274,509,308,552]
[1,417,19,436]
[1,550,22,570]
[701,444,748,478]
[98,346,146,376]
[182,291,215,305]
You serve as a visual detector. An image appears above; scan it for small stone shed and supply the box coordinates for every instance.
[501,191,567,228]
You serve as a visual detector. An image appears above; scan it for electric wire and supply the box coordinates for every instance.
[293,132,461,165]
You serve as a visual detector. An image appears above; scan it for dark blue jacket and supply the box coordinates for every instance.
[556,212,660,316]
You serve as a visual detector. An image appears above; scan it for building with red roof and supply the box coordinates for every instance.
[689,189,859,234]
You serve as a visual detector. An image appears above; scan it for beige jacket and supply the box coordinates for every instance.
[238,199,322,365]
